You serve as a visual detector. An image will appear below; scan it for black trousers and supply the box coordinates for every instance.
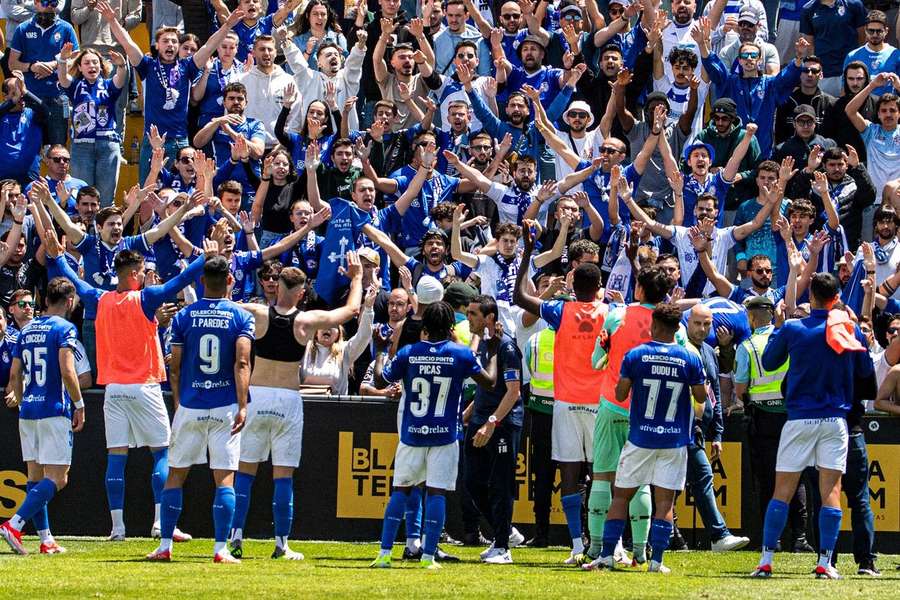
[524,407,554,531]
[748,408,809,542]
[465,423,521,549]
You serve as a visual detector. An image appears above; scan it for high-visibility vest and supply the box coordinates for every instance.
[529,328,555,397]
[598,304,653,411]
[741,330,788,413]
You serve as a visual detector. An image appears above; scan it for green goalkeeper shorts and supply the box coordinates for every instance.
[593,400,630,473]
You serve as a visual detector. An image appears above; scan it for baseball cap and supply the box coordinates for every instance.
[682,141,716,163]
[560,4,581,16]
[744,295,775,310]
[416,276,444,305]
[609,0,631,7]
[517,34,546,59]
[357,246,381,268]
[738,8,759,24]
[443,281,478,309]
[793,104,816,120]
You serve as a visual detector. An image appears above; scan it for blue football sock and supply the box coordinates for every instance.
[232,472,255,534]
[422,494,446,557]
[272,477,294,538]
[26,481,50,532]
[15,478,57,523]
[818,506,842,562]
[404,486,423,541]
[150,449,169,505]
[601,518,626,558]
[561,493,583,542]
[160,487,182,540]
[762,499,789,552]
[380,490,408,551]
[105,454,127,511]
[649,519,673,564]
[213,487,236,543]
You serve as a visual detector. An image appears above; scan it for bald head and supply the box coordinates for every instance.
[687,304,712,345]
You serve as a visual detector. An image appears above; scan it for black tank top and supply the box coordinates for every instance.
[255,306,304,362]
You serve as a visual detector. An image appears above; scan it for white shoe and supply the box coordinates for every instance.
[272,546,304,560]
[814,564,842,579]
[508,527,525,548]
[649,560,671,574]
[479,542,495,560]
[581,554,615,571]
[482,547,513,564]
[108,530,126,542]
[613,543,631,566]
[151,526,193,542]
[711,534,750,552]
[563,550,585,565]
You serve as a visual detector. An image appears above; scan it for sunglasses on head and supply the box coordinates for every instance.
[739,51,760,60]
[49,156,70,164]
[16,300,35,309]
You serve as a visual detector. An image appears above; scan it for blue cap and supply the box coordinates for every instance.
[682,142,716,163]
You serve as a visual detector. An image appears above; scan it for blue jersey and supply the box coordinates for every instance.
[388,165,460,250]
[621,341,705,449]
[0,337,12,388]
[232,15,275,61]
[65,77,123,142]
[313,198,372,305]
[170,298,255,409]
[384,340,483,446]
[682,297,751,347]
[577,160,641,244]
[196,59,246,126]
[13,315,79,420]
[10,17,79,98]
[74,233,151,317]
[135,55,200,138]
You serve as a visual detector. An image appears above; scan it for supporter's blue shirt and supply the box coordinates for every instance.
[158,169,196,195]
[313,197,372,305]
[404,256,472,285]
[170,297,255,409]
[577,160,641,244]
[844,45,900,96]
[800,0,867,77]
[13,315,79,420]
[10,17,79,98]
[762,308,874,419]
[388,165,460,250]
[383,339,482,446]
[472,333,523,428]
[135,55,200,138]
[25,176,84,216]
[682,171,731,227]
[621,341,705,449]
[232,15,275,61]
[74,233,151,313]
[281,230,324,279]
[0,106,43,180]
[504,66,564,107]
[210,117,266,188]
[196,59,245,125]
[0,337,12,388]
[728,285,786,306]
[65,77,123,142]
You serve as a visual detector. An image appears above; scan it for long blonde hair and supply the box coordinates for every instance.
[308,325,346,362]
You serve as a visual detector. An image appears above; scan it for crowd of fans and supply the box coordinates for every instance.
[0,0,899,562]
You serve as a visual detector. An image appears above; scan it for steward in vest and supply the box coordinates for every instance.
[733,295,813,553]
[524,327,555,546]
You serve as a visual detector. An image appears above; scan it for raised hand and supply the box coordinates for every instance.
[536,180,558,203]
[281,81,297,108]
[806,144,823,173]
[107,50,126,67]
[808,229,831,255]
[845,144,860,168]
[310,205,331,229]
[408,17,424,38]
[356,29,368,48]
[305,140,321,171]
[521,84,540,103]
[744,122,758,137]
[778,156,797,183]
[149,124,167,150]
[688,226,708,252]
[202,238,220,258]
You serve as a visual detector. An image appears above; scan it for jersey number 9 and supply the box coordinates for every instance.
[199,334,221,375]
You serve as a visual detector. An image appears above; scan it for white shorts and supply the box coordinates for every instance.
[552,401,597,462]
[168,405,241,470]
[393,441,459,490]
[19,417,73,466]
[615,442,688,491]
[240,386,303,467]
[776,418,849,473]
[104,383,171,449]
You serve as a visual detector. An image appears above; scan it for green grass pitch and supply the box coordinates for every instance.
[1,538,898,598]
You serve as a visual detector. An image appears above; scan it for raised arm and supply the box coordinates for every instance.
[722,123,758,182]
[373,19,393,84]
[443,150,493,192]
[298,252,364,329]
[37,180,86,245]
[97,1,143,65]
[451,203,479,269]
[363,223,411,268]
[690,228,734,298]
[846,73,886,133]
[620,181,674,240]
[733,184,779,241]
[533,215,572,269]
[513,224,542,316]
[193,9,245,69]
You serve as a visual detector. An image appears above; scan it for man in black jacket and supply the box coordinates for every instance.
[821,61,876,165]
[774,55,836,145]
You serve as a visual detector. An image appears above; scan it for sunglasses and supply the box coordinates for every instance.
[712,114,732,122]
[738,52,760,60]
[801,67,821,74]
[738,21,756,27]
[889,327,900,335]
[49,156,70,163]
[599,146,622,154]
[260,274,280,281]
[178,156,195,164]
[866,28,886,35]
[753,268,773,275]
[794,118,815,126]
[568,111,589,119]
[40,0,59,6]
[16,300,35,309]
[470,144,492,151]
[170,199,184,208]
[609,6,624,14]
[563,14,583,21]
[500,13,521,19]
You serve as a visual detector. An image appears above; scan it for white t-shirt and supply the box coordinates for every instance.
[662,20,702,86]
[486,181,549,226]
[652,77,710,135]
[670,225,738,296]
[551,127,605,184]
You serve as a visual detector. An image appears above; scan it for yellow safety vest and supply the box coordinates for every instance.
[741,330,788,412]
[527,329,555,414]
